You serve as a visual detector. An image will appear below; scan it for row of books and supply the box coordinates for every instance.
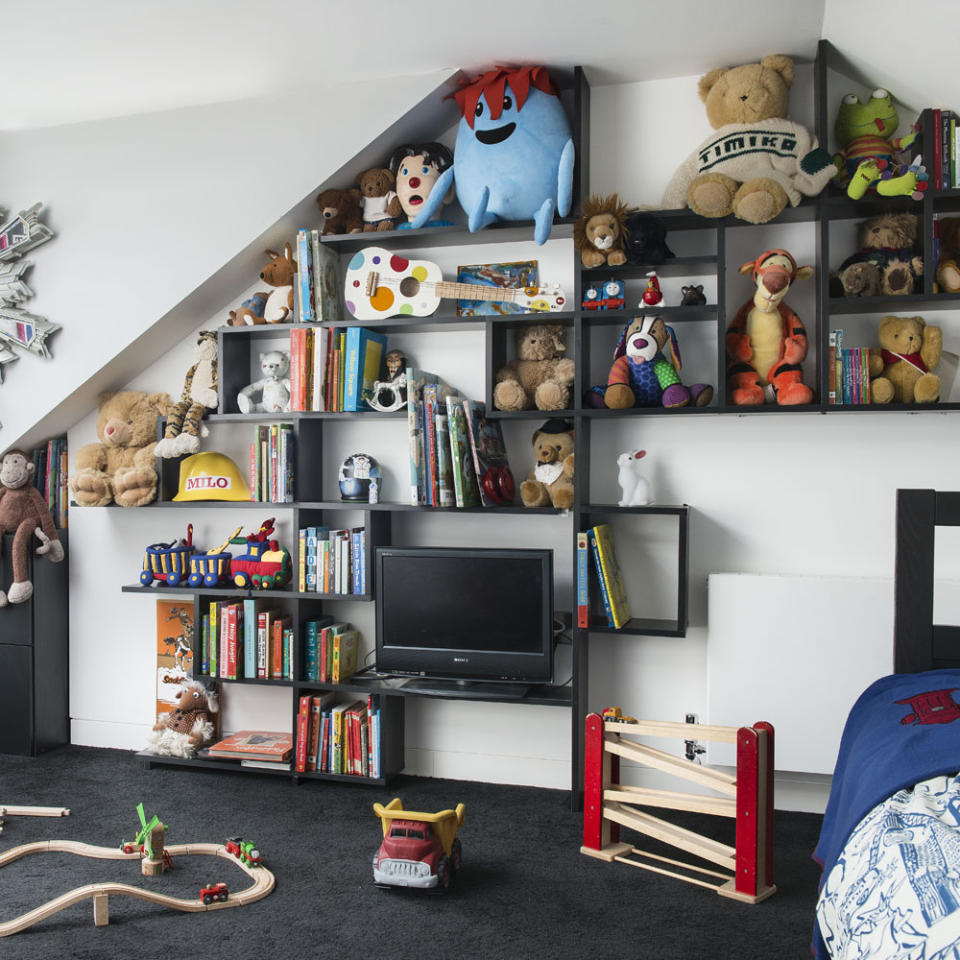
[407,369,513,508]
[201,600,294,681]
[287,325,387,413]
[303,617,358,684]
[295,693,382,778]
[247,423,294,502]
[828,331,872,405]
[931,108,960,191]
[577,523,631,630]
[32,436,67,528]
[294,227,342,325]
[297,525,367,595]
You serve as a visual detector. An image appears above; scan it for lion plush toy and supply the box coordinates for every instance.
[574,193,633,268]
[520,419,574,510]
[869,315,942,404]
[662,54,834,224]
[493,324,576,412]
[70,390,173,507]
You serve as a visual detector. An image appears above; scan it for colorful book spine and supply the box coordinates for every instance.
[577,531,590,628]
[201,613,210,675]
[591,523,632,629]
[422,383,439,506]
[297,228,313,323]
[209,601,219,677]
[587,529,614,628]
[295,694,312,772]
[243,598,256,679]
[435,410,455,508]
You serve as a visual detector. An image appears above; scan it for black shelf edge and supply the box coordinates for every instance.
[137,750,292,776]
[581,256,718,279]
[829,293,960,314]
[824,403,960,413]
[587,618,686,638]
[579,503,689,516]
[292,769,388,785]
[487,409,576,420]
[194,675,294,687]
[121,584,372,600]
[146,500,297,508]
[579,305,717,322]
[297,501,564,515]
[652,199,819,229]
[206,411,406,422]
[319,219,576,252]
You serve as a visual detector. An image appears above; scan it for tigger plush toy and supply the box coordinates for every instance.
[725,248,814,405]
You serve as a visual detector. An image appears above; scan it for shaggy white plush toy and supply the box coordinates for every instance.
[146,679,218,758]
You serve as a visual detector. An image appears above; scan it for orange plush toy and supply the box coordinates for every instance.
[725,248,814,405]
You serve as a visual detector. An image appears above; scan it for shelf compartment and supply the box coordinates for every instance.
[296,501,565,514]
[581,256,718,280]
[137,749,293,776]
[121,584,372,600]
[589,617,687,638]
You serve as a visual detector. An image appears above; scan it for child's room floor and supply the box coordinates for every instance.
[1,746,823,959]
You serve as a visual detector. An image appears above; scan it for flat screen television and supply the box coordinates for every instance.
[374,546,554,693]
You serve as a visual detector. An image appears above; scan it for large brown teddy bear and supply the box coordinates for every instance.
[493,324,575,412]
[520,420,575,510]
[869,315,942,404]
[835,214,923,297]
[70,390,173,507]
[661,55,834,224]
[316,188,364,236]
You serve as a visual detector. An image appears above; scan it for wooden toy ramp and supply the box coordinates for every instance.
[580,714,775,904]
[0,841,275,936]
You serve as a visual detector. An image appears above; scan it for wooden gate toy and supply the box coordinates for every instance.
[581,712,775,903]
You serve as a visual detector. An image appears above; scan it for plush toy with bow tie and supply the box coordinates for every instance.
[520,419,574,510]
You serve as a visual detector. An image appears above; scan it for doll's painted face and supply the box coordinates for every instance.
[395,154,445,219]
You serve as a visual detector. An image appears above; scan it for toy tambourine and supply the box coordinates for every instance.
[481,465,515,505]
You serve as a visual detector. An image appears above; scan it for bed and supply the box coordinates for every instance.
[813,489,960,960]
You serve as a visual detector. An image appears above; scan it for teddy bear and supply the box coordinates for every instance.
[834,213,923,297]
[493,324,576,412]
[573,193,633,268]
[154,331,218,458]
[0,447,64,605]
[661,54,835,224]
[936,217,960,293]
[623,211,674,266]
[227,244,298,325]
[315,187,364,236]
[69,390,173,507]
[237,350,291,413]
[520,419,574,510]
[356,168,403,232]
[869,315,942,404]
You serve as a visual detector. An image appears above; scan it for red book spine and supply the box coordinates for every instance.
[295,695,311,773]
[272,619,284,679]
[289,329,302,412]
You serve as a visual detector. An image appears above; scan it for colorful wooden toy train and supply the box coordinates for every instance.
[141,525,196,586]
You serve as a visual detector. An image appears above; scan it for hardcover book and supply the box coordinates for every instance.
[406,368,443,506]
[343,327,387,413]
[463,399,514,507]
[311,229,343,325]
[590,523,632,629]
[445,394,482,508]
[208,730,293,761]
[456,260,539,317]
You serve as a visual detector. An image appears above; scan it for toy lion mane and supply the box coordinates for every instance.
[574,193,632,252]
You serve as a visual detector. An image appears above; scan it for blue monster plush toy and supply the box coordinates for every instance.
[410,66,575,245]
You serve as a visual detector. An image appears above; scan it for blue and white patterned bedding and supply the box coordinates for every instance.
[816,773,960,960]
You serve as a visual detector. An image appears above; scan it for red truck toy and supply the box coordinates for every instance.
[200,882,228,905]
[372,798,465,891]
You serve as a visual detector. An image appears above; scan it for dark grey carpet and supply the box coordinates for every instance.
[0,746,823,959]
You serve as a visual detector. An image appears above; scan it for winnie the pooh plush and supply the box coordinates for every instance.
[520,419,574,510]
[70,390,173,507]
[493,324,575,412]
[662,54,834,224]
[835,213,922,297]
[869,315,942,404]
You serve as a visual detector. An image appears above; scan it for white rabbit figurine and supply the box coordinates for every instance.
[617,449,651,506]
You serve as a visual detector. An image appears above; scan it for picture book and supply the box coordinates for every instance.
[435,408,455,508]
[297,228,313,323]
[445,395,481,508]
[343,327,387,412]
[311,229,342,325]
[156,600,194,720]
[590,523,632,629]
[332,629,358,683]
[406,367,442,506]
[456,260,540,317]
[463,399,514,507]
[208,730,293,761]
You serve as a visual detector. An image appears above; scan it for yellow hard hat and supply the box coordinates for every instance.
[173,451,251,502]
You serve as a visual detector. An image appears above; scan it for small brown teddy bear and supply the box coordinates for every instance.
[869,315,942,404]
[661,54,834,223]
[228,244,299,325]
[573,193,633,268]
[70,390,173,507]
[520,419,575,510]
[356,168,403,232]
[493,324,576,412]
[936,217,960,293]
[316,187,364,236]
[835,213,923,297]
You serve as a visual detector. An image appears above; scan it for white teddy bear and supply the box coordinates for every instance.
[237,350,291,413]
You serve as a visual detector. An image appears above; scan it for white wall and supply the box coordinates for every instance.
[15,56,960,813]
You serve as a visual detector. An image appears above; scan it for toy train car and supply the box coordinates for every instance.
[188,551,232,587]
[140,524,196,586]
[581,280,625,311]
[200,881,228,904]
[225,836,262,866]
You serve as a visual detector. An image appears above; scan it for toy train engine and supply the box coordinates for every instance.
[140,524,195,586]
[200,882,229,904]
[229,518,291,590]
[600,279,626,310]
[226,836,262,866]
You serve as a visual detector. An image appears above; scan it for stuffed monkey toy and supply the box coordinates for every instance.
[0,448,64,606]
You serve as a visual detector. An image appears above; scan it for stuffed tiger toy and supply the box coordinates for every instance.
[154,331,219,458]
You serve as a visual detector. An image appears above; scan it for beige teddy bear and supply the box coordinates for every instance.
[493,324,575,412]
[869,315,942,404]
[662,54,835,224]
[70,390,173,507]
[520,420,575,510]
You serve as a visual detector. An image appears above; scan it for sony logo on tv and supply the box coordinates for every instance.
[452,657,470,663]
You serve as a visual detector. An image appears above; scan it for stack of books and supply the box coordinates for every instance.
[247,423,295,501]
[33,436,68,528]
[207,730,294,770]
[302,619,358,683]
[297,525,367,595]
[200,599,295,681]
[577,523,631,629]
[828,330,872,406]
[294,693,381,778]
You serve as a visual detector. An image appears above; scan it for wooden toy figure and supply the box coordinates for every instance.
[0,447,64,606]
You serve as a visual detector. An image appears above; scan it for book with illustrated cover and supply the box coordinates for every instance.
[208,730,293,761]
[463,399,514,507]
[406,368,442,506]
[445,394,481,508]
[156,600,194,721]
[456,260,539,317]
[343,327,387,412]
[311,229,342,325]
[589,523,632,629]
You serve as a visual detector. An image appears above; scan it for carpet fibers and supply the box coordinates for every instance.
[0,746,824,959]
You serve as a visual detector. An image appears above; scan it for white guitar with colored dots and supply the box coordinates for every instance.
[343,247,567,321]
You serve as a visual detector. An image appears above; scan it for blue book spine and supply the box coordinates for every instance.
[243,599,257,679]
[297,228,312,322]
[588,528,614,628]
[305,527,318,591]
[576,531,590,628]
[305,620,318,681]
[343,326,362,412]
[352,529,362,594]
[360,528,367,595]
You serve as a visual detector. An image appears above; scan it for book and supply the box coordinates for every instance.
[406,368,442,505]
[208,730,293,761]
[435,410,455,508]
[463,399,514,507]
[587,528,614,627]
[240,759,292,771]
[295,694,312,772]
[455,260,540,316]
[343,327,387,412]
[311,325,329,411]
[296,228,313,323]
[422,382,440,506]
[576,531,590,628]
[303,616,334,681]
[445,395,481,508]
[590,523,632,629]
[311,229,342,325]
[332,628,358,683]
[155,600,194,722]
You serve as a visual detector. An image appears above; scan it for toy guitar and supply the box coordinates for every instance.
[344,247,566,321]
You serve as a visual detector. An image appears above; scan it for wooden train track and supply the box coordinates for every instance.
[0,840,275,936]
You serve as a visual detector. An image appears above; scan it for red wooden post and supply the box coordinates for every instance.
[582,713,605,850]
[735,726,759,898]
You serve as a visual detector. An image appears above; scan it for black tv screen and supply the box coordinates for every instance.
[375,546,554,684]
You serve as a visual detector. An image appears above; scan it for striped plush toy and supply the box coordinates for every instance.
[154,331,218,458]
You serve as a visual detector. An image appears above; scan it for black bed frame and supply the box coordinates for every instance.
[895,489,960,674]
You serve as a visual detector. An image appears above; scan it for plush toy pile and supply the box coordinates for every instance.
[834,214,923,297]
